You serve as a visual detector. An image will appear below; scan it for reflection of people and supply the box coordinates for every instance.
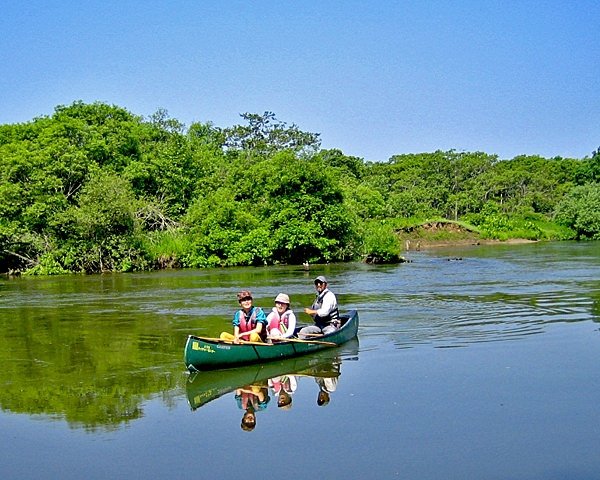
[266,293,297,340]
[220,290,268,343]
[314,358,341,407]
[316,376,338,406]
[300,276,340,339]
[235,384,270,431]
[268,374,298,410]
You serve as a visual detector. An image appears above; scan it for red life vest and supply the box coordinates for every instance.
[239,308,260,332]
[268,310,292,335]
[240,391,259,410]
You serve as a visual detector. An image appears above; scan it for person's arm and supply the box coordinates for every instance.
[256,307,267,324]
[232,312,242,343]
[283,311,297,338]
[286,375,298,393]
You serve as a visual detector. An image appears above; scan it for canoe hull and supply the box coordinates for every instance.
[184,310,359,371]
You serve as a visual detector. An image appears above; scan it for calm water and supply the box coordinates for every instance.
[1,241,600,479]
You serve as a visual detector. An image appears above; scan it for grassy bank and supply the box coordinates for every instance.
[392,217,575,250]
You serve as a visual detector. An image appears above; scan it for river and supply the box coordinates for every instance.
[1,241,599,479]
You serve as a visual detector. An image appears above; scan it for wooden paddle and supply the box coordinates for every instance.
[269,337,337,347]
[195,336,273,346]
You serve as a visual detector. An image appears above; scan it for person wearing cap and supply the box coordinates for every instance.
[299,276,340,339]
[316,372,338,406]
[266,293,297,340]
[220,290,268,343]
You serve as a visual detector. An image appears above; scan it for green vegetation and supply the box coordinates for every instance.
[1,101,599,274]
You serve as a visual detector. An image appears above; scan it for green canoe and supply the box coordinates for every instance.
[184,310,359,371]
[185,340,358,410]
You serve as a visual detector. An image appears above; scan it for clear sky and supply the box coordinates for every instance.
[2,1,599,161]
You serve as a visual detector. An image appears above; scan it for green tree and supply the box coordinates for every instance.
[554,183,600,239]
[253,152,357,263]
[576,147,600,184]
[222,112,321,156]
[56,170,142,272]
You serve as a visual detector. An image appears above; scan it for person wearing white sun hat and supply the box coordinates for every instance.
[266,292,297,340]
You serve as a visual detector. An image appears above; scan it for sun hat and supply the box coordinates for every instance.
[314,275,327,284]
[275,293,290,304]
[237,290,253,301]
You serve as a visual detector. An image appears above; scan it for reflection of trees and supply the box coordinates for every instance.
[0,306,183,431]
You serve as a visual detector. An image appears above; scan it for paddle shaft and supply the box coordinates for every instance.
[269,337,337,347]
[195,336,273,346]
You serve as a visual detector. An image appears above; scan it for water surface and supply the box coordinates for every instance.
[1,241,599,479]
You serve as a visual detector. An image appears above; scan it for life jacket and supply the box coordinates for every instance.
[268,309,293,335]
[240,391,259,411]
[238,307,267,341]
[239,307,261,332]
[312,289,339,327]
[269,375,293,395]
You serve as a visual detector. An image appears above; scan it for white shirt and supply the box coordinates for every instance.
[315,288,337,317]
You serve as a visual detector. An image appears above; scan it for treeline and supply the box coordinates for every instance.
[1,101,599,274]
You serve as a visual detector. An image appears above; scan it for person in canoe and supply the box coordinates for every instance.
[220,290,268,343]
[266,293,297,341]
[299,275,340,339]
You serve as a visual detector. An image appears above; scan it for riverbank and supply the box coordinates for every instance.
[396,220,539,251]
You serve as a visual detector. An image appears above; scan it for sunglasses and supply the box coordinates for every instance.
[239,297,252,302]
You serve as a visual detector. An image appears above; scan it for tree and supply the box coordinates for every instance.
[59,170,141,272]
[554,183,600,239]
[222,112,321,156]
[252,152,356,263]
[576,147,600,184]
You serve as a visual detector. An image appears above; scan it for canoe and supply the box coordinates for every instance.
[186,339,358,410]
[184,309,359,371]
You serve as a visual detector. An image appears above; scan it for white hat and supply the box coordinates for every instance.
[275,293,290,304]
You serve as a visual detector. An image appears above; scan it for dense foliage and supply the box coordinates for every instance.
[1,101,598,274]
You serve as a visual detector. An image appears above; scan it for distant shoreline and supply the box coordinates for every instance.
[403,237,538,250]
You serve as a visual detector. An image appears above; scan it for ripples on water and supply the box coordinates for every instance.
[1,241,599,353]
[350,242,600,348]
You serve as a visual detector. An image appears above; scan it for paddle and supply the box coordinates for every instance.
[195,336,273,347]
[269,337,337,347]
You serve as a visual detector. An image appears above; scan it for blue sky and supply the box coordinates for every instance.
[2,1,599,161]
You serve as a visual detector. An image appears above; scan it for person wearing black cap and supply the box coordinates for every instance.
[299,276,340,339]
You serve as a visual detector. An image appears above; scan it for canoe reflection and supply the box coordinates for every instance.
[185,339,358,420]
